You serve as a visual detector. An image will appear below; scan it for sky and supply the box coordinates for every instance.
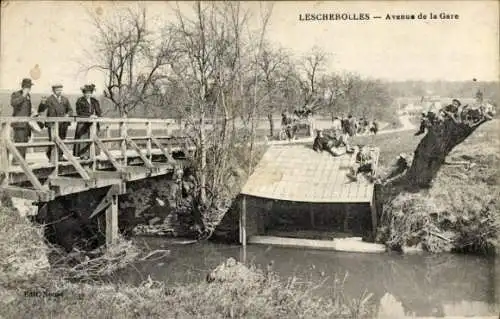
[0,0,498,94]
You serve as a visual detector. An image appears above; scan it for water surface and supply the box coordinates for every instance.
[112,238,500,317]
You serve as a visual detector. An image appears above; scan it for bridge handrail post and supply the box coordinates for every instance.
[0,121,10,187]
[90,120,97,172]
[146,121,152,161]
[120,121,127,166]
[50,122,59,176]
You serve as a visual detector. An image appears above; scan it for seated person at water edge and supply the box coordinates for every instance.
[73,84,102,159]
[37,84,73,160]
[347,145,375,181]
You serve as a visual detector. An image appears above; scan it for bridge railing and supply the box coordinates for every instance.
[0,117,191,193]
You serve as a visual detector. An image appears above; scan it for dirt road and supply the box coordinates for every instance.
[265,115,416,145]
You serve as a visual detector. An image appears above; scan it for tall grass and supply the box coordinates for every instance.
[0,203,374,319]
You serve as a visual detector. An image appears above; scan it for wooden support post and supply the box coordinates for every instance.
[50,123,59,176]
[106,194,118,247]
[309,203,315,228]
[239,195,247,246]
[239,246,247,264]
[90,121,97,172]
[370,193,378,241]
[146,121,152,161]
[120,122,127,166]
[0,122,10,187]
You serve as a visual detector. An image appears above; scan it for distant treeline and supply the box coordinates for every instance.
[1,80,497,120]
[385,80,500,104]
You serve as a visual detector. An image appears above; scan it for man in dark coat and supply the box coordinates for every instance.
[10,78,34,163]
[73,84,102,159]
[346,114,357,137]
[38,84,73,160]
[313,130,335,156]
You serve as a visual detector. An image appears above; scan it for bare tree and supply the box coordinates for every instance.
[299,46,328,110]
[257,43,289,137]
[246,2,274,173]
[86,6,177,117]
[320,74,344,121]
[168,2,262,231]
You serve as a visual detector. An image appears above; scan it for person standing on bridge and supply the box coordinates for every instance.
[73,84,102,159]
[37,84,73,160]
[10,78,35,164]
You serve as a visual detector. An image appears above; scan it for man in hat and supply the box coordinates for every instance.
[313,130,336,156]
[281,111,296,140]
[73,84,102,159]
[346,114,357,137]
[38,84,73,160]
[441,98,462,122]
[10,78,35,163]
[347,145,375,181]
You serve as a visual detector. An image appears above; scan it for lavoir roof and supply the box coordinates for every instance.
[241,145,379,203]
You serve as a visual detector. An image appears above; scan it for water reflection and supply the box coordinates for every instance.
[112,238,499,317]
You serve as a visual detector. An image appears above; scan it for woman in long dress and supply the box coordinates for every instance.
[73,84,102,159]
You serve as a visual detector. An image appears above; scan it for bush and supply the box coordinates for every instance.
[0,203,50,285]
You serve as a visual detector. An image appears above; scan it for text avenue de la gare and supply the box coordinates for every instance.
[299,12,460,21]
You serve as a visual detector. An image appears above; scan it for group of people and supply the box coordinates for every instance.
[280,106,314,140]
[311,114,381,182]
[312,129,376,181]
[415,94,495,136]
[332,115,379,137]
[10,78,102,164]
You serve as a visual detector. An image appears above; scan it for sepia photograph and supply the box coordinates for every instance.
[0,1,499,318]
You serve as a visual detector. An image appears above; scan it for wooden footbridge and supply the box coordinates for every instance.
[0,116,194,246]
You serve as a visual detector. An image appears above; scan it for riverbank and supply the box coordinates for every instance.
[378,119,500,254]
[0,204,374,319]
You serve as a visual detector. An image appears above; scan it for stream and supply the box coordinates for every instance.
[109,237,500,317]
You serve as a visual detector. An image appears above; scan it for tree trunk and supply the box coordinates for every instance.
[404,117,487,188]
[199,87,207,205]
[267,112,274,137]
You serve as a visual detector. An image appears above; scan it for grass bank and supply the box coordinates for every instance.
[0,204,374,318]
[377,120,500,254]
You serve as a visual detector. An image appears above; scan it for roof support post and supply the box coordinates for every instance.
[239,195,247,246]
[370,194,378,242]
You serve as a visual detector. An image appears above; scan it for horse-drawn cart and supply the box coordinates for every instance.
[278,115,315,141]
